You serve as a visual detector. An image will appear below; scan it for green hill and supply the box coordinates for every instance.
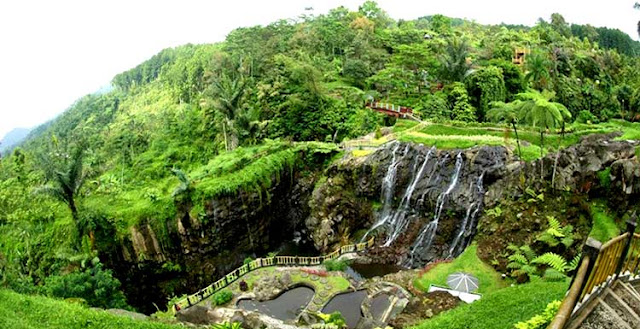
[0,289,181,329]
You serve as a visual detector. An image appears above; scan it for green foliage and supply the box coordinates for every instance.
[212,289,233,306]
[317,311,347,328]
[574,110,599,124]
[212,322,243,329]
[465,66,507,121]
[411,280,569,329]
[589,201,620,242]
[446,82,476,122]
[0,289,183,329]
[514,300,561,329]
[536,216,576,248]
[597,167,612,190]
[439,37,472,83]
[4,2,640,312]
[41,261,129,309]
[485,206,503,218]
[323,259,350,272]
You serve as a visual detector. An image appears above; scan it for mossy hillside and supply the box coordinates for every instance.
[83,141,338,238]
[589,200,621,242]
[0,289,183,329]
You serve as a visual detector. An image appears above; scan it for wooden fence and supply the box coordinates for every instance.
[173,237,375,313]
[548,215,639,329]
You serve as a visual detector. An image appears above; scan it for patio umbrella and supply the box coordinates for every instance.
[446,272,479,293]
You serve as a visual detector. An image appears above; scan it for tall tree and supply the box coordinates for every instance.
[439,37,472,83]
[35,147,86,226]
[204,73,247,151]
[525,51,552,90]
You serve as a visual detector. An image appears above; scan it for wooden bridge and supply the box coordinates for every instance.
[548,213,640,328]
[366,101,415,119]
[172,237,375,313]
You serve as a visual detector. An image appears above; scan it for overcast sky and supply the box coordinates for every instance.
[1,0,638,139]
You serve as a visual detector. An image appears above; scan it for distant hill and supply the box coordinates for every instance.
[0,127,31,154]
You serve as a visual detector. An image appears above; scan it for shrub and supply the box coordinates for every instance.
[213,289,233,306]
[514,300,561,329]
[323,259,350,272]
[41,261,129,309]
[574,110,599,124]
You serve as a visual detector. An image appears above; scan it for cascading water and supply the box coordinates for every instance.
[361,142,408,241]
[407,152,463,264]
[448,172,485,257]
[383,147,435,246]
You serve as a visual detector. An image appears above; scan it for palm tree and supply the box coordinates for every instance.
[439,37,472,83]
[205,73,247,151]
[36,147,86,225]
[525,52,552,90]
[515,90,571,180]
[487,101,523,158]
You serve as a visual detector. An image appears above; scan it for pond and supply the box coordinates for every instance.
[237,286,314,321]
[345,263,404,281]
[321,290,368,328]
[370,293,392,321]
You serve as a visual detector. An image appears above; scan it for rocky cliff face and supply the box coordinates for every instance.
[107,160,328,314]
[308,134,640,268]
[308,142,508,267]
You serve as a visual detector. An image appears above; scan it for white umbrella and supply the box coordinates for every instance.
[446,272,479,293]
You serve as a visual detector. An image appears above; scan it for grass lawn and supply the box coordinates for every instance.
[410,279,569,329]
[589,200,620,242]
[414,244,507,295]
[0,289,182,329]
[389,119,640,161]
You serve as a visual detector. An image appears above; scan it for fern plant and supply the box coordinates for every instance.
[507,244,539,279]
[537,216,576,248]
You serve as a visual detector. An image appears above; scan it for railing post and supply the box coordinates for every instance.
[576,238,602,300]
[616,213,637,275]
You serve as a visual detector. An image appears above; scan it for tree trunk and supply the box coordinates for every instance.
[512,121,522,159]
[222,121,229,151]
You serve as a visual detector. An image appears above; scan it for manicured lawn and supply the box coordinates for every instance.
[589,200,620,242]
[410,279,569,329]
[0,289,182,329]
[414,244,507,295]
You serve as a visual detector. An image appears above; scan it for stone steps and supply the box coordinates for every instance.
[570,279,640,329]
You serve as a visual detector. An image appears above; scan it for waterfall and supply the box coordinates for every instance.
[408,152,463,263]
[448,172,485,257]
[361,142,407,241]
[383,147,436,246]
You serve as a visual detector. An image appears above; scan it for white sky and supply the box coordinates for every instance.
[1,0,638,139]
